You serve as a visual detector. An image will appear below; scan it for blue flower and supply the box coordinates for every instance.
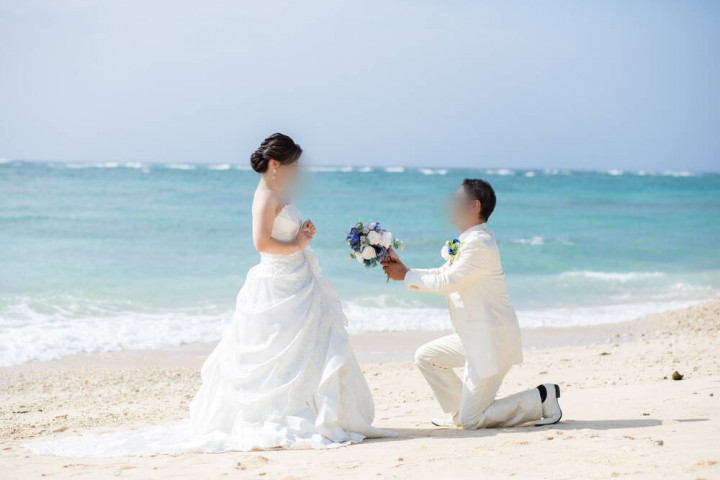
[442,238,464,262]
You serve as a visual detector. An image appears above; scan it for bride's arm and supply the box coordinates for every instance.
[252,193,312,254]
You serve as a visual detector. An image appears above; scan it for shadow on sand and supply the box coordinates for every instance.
[367,417,686,443]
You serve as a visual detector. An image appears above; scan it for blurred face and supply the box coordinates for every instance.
[448,186,481,229]
[270,158,301,189]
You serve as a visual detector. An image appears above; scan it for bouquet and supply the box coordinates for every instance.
[346,221,404,268]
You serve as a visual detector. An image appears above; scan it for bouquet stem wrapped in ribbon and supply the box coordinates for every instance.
[346,221,404,268]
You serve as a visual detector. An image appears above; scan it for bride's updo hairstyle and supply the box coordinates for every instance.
[250,133,303,174]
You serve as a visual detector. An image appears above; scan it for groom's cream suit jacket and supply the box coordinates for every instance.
[404,223,523,379]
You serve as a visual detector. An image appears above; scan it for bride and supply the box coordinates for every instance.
[29,133,392,456]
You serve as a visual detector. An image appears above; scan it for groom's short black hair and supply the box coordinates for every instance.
[462,178,496,221]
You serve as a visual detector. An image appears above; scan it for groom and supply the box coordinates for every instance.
[383,178,562,429]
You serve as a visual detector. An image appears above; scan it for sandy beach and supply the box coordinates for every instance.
[1,301,719,480]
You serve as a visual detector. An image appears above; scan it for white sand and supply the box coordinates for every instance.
[1,301,719,479]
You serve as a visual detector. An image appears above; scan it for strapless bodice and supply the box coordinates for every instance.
[271,204,302,242]
[259,204,306,266]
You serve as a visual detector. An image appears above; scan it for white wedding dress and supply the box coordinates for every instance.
[28,204,392,457]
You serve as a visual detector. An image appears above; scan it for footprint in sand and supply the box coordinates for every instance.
[236,455,270,471]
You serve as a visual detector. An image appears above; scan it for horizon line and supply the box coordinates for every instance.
[1,158,718,176]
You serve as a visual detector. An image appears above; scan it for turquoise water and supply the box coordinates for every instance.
[1,160,719,365]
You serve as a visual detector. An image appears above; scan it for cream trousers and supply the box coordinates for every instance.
[415,334,542,429]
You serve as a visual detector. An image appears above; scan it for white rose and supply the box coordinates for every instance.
[356,253,365,264]
[367,231,381,245]
[441,246,452,261]
[380,231,392,248]
[361,245,377,259]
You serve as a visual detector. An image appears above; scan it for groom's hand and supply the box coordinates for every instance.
[385,247,400,263]
[383,259,409,281]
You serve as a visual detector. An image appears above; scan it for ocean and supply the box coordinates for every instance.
[1,160,718,366]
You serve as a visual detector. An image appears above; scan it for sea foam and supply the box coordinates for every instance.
[165,164,196,170]
[560,271,665,282]
[307,166,354,172]
[0,302,230,367]
[508,236,545,246]
[0,296,711,367]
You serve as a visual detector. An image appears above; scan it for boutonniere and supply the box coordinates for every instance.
[440,238,464,265]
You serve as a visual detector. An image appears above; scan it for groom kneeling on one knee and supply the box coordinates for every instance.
[383,178,562,429]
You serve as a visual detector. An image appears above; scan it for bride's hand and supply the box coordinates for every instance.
[295,220,316,249]
[302,219,316,236]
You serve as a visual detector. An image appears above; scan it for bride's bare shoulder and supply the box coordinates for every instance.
[252,188,284,216]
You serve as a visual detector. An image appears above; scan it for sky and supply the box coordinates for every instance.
[0,0,718,171]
